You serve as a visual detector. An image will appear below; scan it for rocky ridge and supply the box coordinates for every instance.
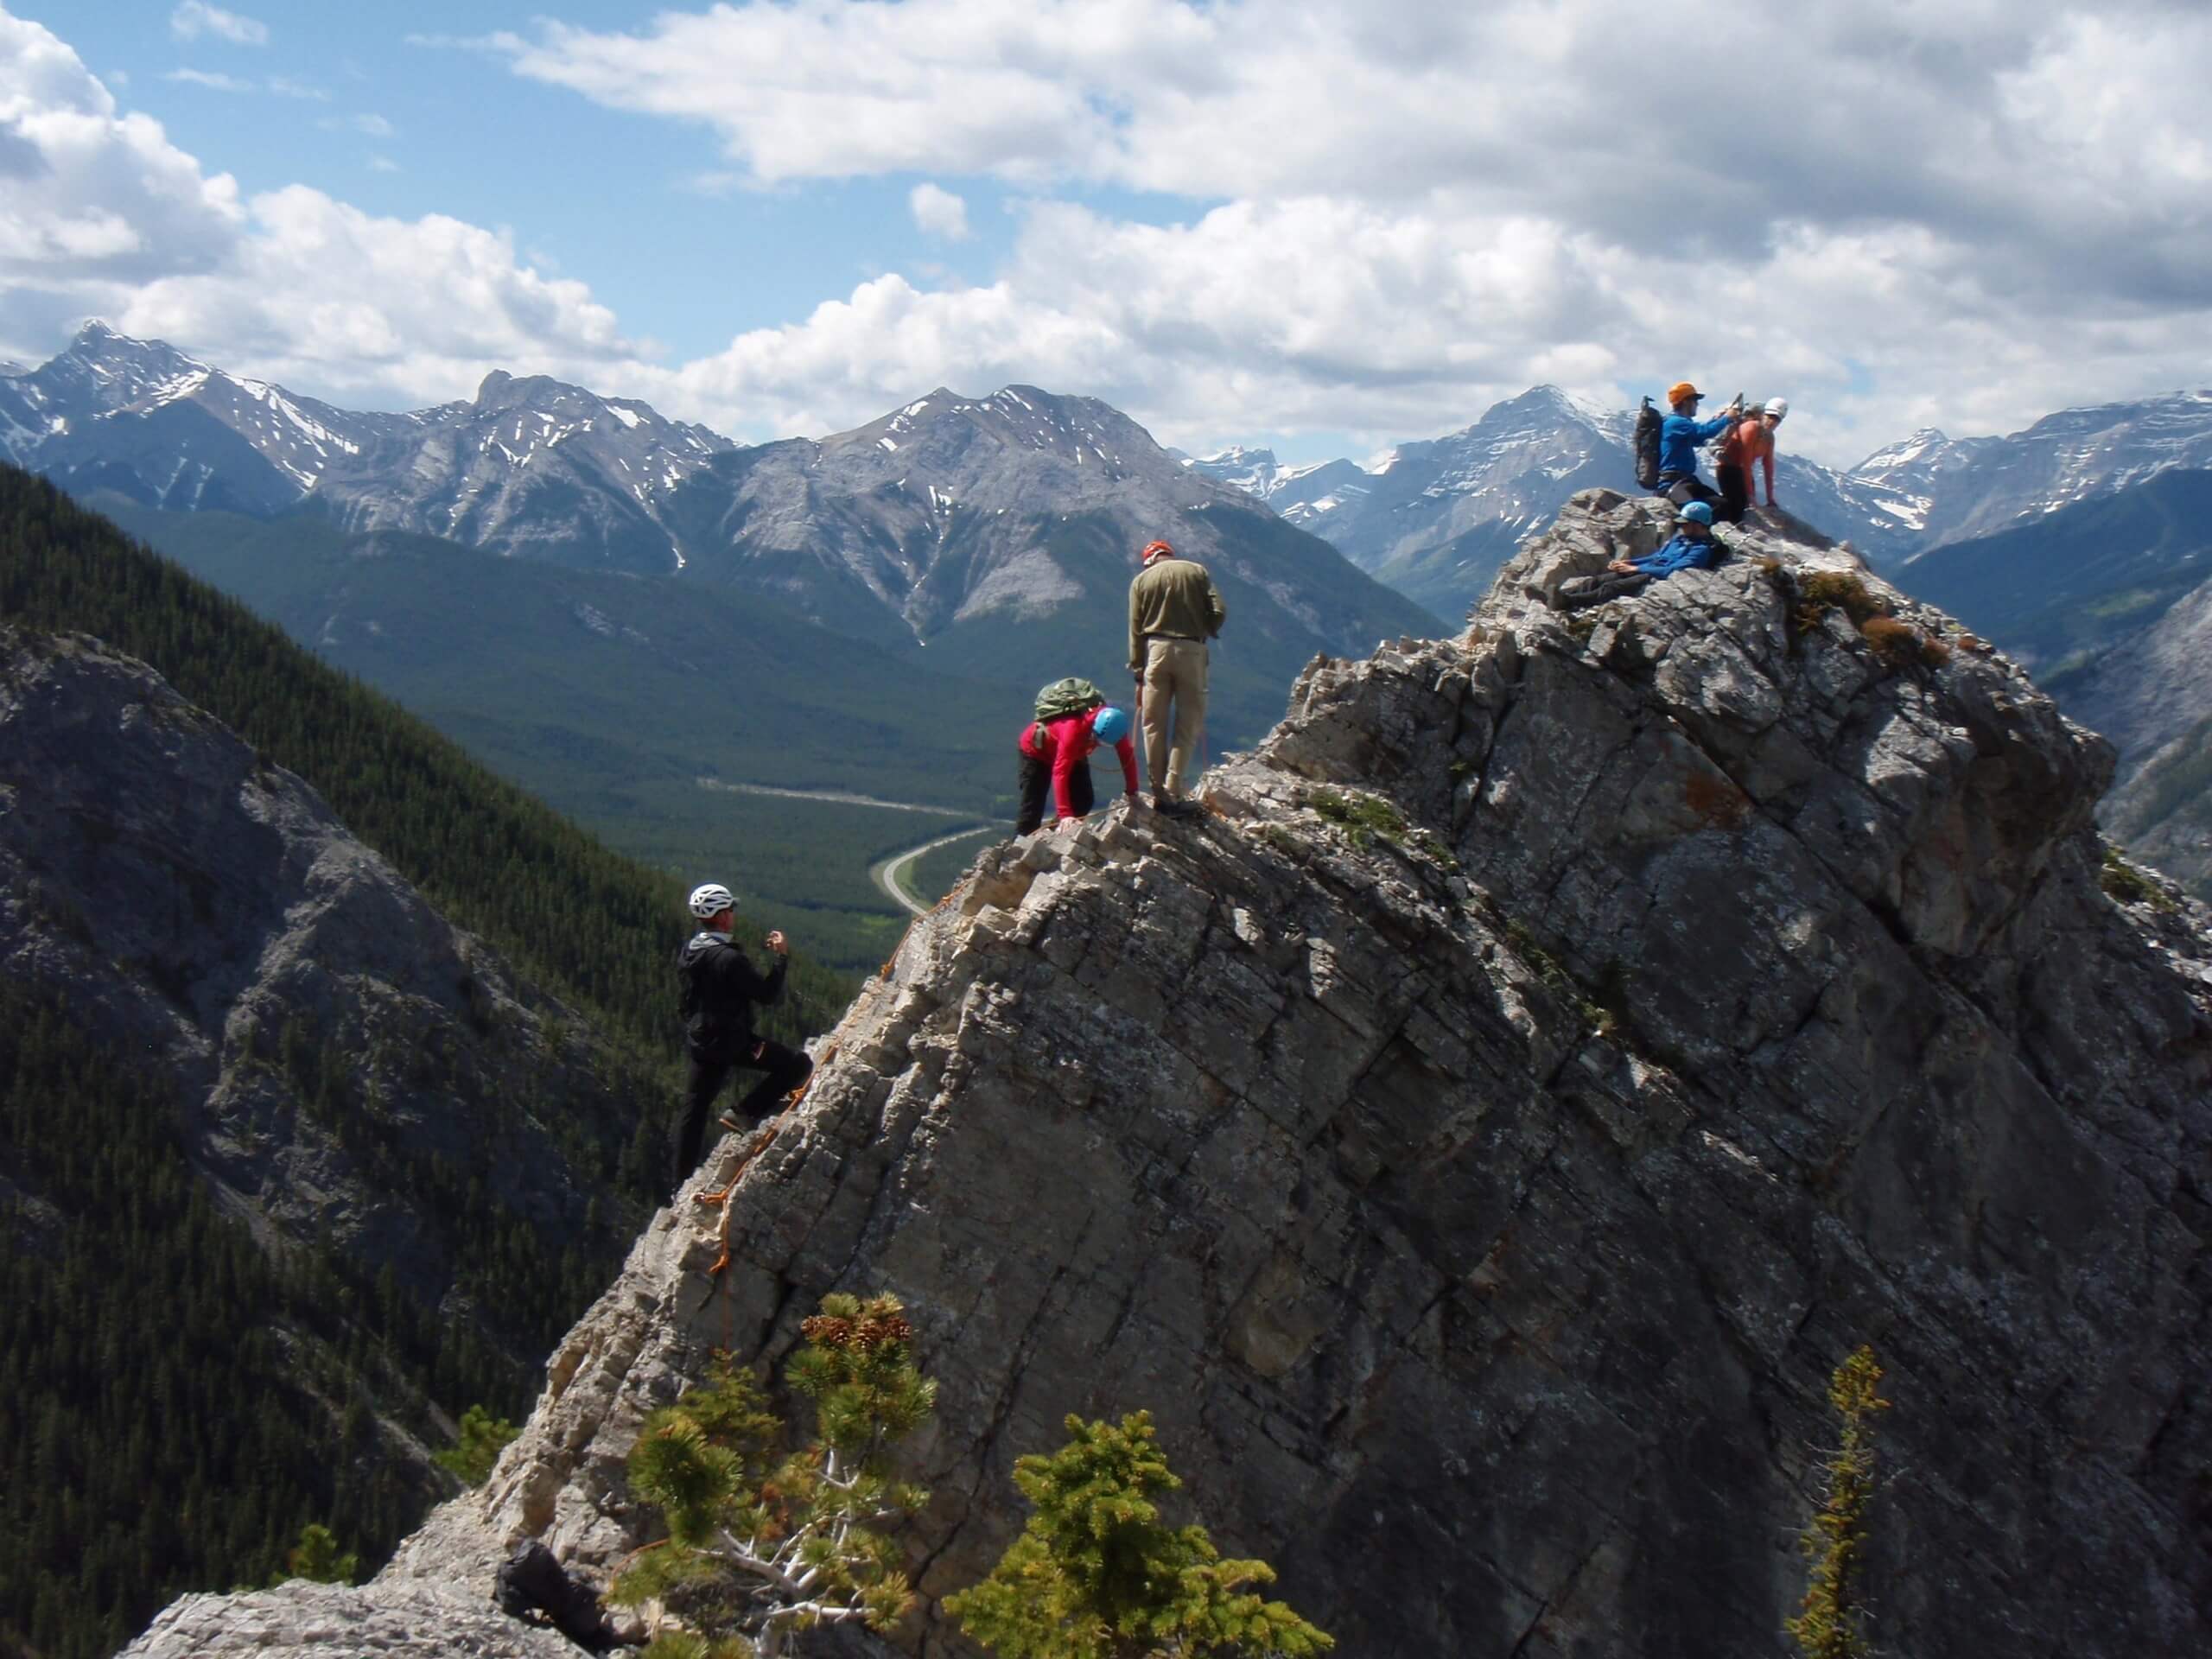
[128,492,2211,1656]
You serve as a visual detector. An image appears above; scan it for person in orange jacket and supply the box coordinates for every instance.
[1718,397,1788,520]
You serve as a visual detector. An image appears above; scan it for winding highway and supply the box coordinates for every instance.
[868,824,999,917]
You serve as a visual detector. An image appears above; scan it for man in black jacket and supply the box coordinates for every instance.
[671,881,811,1196]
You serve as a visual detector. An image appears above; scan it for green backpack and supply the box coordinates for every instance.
[1033,677,1106,722]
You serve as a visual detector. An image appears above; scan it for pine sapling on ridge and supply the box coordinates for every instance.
[944,1409,1333,1658]
[611,1293,935,1656]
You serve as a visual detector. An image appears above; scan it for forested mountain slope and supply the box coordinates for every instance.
[89,498,1010,970]
[0,468,834,1657]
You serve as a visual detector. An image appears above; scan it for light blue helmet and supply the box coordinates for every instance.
[1678,500,1715,525]
[1092,704,1131,744]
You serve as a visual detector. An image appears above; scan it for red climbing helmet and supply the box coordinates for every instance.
[1140,538,1175,564]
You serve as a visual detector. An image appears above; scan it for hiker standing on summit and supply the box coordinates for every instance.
[671,883,811,1197]
[1656,381,1741,513]
[1127,538,1224,817]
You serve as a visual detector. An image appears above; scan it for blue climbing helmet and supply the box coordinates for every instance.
[1678,500,1715,526]
[1092,704,1131,744]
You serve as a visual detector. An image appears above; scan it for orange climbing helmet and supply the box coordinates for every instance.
[1140,538,1175,564]
[1667,381,1702,407]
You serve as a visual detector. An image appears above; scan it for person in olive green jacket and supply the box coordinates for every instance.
[1126,537,1226,814]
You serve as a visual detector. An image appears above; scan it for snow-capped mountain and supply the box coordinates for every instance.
[3,325,1433,747]
[1904,391,2212,550]
[0,323,732,567]
[304,370,732,569]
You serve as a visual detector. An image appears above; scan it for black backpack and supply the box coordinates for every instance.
[1632,397,1662,490]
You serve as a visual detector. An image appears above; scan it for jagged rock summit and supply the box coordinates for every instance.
[131,491,2211,1656]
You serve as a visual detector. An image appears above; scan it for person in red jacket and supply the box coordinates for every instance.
[1016,702,1139,834]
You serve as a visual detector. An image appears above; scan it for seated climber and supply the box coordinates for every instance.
[1656,381,1742,512]
[1556,500,1726,611]
[1016,687,1140,834]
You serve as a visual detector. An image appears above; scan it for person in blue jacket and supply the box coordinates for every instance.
[1556,500,1726,610]
[1656,380,1741,510]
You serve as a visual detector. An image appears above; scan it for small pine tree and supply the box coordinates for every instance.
[944,1410,1333,1658]
[1786,1345,1892,1659]
[433,1403,521,1487]
[284,1522,359,1586]
[611,1293,936,1657]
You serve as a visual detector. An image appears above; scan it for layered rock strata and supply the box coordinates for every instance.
[142,493,2212,1656]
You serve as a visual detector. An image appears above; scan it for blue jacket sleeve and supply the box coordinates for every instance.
[1629,535,1713,576]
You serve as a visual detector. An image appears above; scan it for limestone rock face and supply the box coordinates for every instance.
[119,1581,585,1659]
[0,626,641,1367]
[168,493,2212,1655]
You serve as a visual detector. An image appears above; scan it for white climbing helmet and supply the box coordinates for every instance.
[688,882,734,920]
[1764,397,1789,420]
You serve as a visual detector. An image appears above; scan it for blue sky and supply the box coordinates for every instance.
[7,3,2211,468]
[60,2,1031,359]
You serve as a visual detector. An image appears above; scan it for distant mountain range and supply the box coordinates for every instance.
[3,324,1435,720]
[1178,385,2212,615]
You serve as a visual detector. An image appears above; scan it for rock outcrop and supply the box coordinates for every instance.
[137,493,2212,1656]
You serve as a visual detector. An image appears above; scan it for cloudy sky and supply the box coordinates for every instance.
[6,1,2210,467]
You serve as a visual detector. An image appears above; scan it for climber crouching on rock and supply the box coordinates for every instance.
[1555,499,1726,611]
[1716,397,1788,522]
[1016,689,1139,835]
[671,882,810,1197]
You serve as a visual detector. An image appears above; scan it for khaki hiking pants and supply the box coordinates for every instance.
[1141,637,1208,796]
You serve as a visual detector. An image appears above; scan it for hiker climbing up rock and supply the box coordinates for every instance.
[1017,679,1140,834]
[1651,381,1741,512]
[1717,397,1787,521]
[1127,537,1224,817]
[671,882,810,1197]
[1555,499,1725,610]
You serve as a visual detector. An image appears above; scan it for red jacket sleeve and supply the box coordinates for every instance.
[1048,721,1083,819]
[1114,734,1138,793]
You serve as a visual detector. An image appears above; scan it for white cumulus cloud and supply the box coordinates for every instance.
[10,0,2212,472]
[909,182,969,241]
[169,3,268,48]
[0,11,633,408]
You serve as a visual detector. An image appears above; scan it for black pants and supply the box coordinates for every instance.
[1715,463,1750,524]
[1556,571,1653,612]
[671,1039,812,1194]
[1658,472,1721,512]
[1014,747,1094,834]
